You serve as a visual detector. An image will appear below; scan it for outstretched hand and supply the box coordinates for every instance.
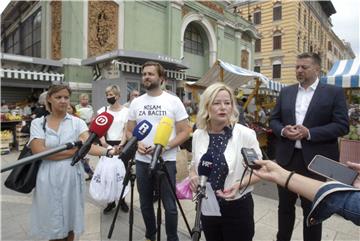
[347,162,360,188]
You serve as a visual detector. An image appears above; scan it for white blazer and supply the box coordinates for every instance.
[191,123,263,200]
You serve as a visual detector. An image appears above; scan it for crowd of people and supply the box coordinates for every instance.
[21,53,359,241]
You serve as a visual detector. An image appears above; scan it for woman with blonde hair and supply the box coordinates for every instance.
[188,82,262,241]
[97,84,129,214]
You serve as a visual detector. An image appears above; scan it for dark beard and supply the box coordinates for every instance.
[145,82,160,91]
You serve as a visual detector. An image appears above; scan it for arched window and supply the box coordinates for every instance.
[184,23,204,56]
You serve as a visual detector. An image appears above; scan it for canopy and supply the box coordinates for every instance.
[192,60,286,92]
[320,58,360,88]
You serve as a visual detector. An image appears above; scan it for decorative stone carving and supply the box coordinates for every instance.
[51,1,62,60]
[241,49,249,69]
[88,1,118,57]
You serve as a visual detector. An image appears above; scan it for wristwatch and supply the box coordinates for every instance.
[105,148,113,158]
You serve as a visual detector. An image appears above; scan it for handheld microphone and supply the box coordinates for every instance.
[118,120,153,161]
[197,152,213,190]
[71,112,114,166]
[149,116,174,173]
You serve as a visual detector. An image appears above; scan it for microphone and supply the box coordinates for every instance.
[71,112,114,166]
[149,116,174,173]
[118,120,153,161]
[197,152,213,190]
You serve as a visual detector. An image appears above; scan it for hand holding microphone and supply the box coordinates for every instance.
[118,120,152,162]
[149,116,174,174]
[71,112,114,166]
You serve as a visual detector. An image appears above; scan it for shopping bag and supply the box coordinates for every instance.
[176,177,192,200]
[89,155,129,204]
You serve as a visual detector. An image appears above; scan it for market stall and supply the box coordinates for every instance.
[184,60,287,157]
[320,58,360,164]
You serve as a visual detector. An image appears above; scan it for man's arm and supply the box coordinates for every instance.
[167,118,191,149]
[269,92,286,138]
[308,88,349,142]
[126,120,137,140]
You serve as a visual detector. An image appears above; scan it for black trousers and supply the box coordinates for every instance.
[277,149,323,241]
[201,193,254,241]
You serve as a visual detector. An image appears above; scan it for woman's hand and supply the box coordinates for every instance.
[216,182,241,199]
[346,161,360,188]
[189,175,199,193]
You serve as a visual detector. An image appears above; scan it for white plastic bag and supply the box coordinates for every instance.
[89,155,129,204]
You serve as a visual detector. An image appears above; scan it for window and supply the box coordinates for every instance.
[254,66,261,73]
[255,39,261,52]
[304,11,307,26]
[20,10,41,57]
[273,64,281,79]
[253,10,261,24]
[184,23,204,56]
[297,34,301,51]
[273,4,282,21]
[4,28,20,55]
[298,4,301,21]
[273,32,282,50]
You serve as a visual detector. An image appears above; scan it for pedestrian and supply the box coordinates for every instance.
[29,84,118,241]
[188,82,262,241]
[269,52,349,241]
[75,93,94,124]
[97,84,130,214]
[252,159,360,226]
[124,89,140,108]
[127,61,191,241]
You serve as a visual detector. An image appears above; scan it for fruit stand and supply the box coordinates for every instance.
[1,113,30,153]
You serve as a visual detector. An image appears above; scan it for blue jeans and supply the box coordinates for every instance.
[136,161,179,241]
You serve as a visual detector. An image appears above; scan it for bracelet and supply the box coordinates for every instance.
[284,171,295,190]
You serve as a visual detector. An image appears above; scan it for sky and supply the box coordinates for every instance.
[0,0,359,57]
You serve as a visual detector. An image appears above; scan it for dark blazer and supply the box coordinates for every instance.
[270,82,349,166]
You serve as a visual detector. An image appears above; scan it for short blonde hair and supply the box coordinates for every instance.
[105,85,121,97]
[79,93,89,100]
[196,82,239,130]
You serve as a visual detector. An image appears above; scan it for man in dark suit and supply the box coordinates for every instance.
[270,52,349,241]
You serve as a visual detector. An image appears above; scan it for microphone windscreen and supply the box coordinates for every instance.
[153,116,174,147]
[89,112,114,137]
[133,120,153,141]
[198,152,212,177]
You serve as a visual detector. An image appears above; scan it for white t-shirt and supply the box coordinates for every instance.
[75,104,94,124]
[128,91,188,163]
[97,106,129,141]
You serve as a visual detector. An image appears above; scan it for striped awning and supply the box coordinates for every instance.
[194,59,287,92]
[0,68,64,82]
[112,60,186,80]
[320,58,360,88]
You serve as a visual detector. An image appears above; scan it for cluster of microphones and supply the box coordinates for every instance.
[71,112,179,175]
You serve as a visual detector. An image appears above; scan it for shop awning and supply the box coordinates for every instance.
[0,68,64,82]
[112,60,186,80]
[192,60,287,92]
[320,58,360,88]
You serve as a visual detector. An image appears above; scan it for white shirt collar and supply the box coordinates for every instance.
[298,78,319,91]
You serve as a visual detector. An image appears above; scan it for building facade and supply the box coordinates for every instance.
[237,0,355,85]
[1,1,259,109]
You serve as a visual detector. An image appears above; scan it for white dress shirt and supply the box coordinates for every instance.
[295,78,319,148]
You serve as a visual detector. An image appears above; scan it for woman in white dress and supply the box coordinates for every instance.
[29,85,118,241]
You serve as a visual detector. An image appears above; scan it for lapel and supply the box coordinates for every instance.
[288,85,298,123]
[303,82,325,124]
